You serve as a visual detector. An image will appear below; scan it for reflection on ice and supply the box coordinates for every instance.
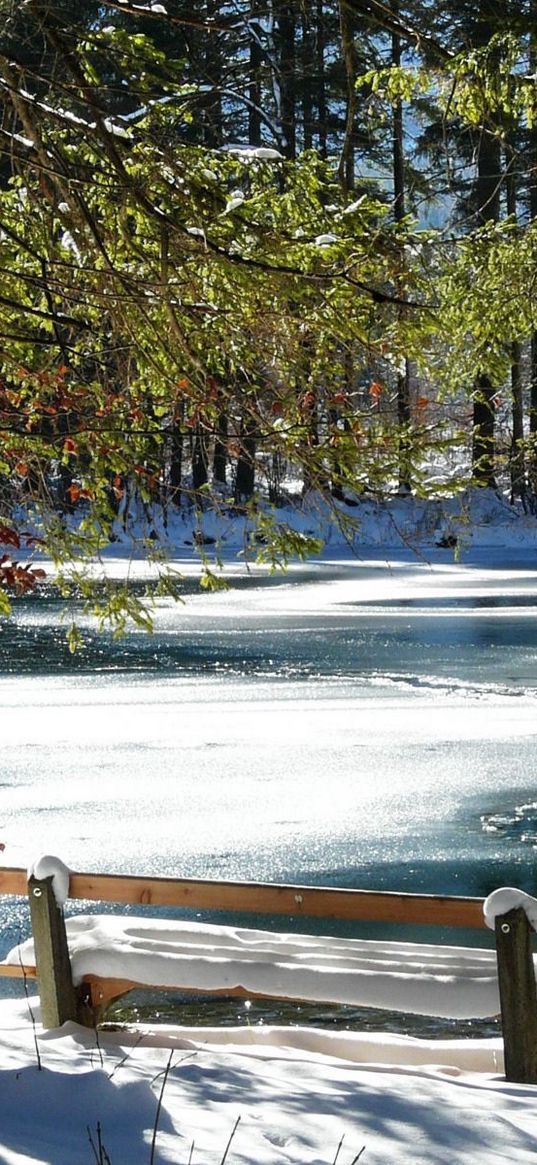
[481,801,537,846]
[1,552,537,943]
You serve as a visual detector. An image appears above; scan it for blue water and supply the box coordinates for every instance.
[3,554,535,1029]
[1,557,537,976]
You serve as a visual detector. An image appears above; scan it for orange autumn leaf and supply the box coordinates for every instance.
[300,391,316,410]
[0,525,20,548]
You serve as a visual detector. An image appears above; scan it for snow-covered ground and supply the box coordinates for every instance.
[102,485,537,559]
[3,489,537,1162]
[1,994,536,1165]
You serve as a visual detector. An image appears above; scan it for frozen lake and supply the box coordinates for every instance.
[2,550,537,964]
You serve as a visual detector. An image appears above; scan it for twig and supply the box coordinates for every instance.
[91,1015,104,1070]
[98,1122,113,1165]
[18,936,41,1071]
[87,1122,112,1165]
[150,1051,196,1086]
[107,1032,145,1080]
[332,1134,344,1165]
[87,1124,100,1165]
[149,1050,174,1165]
[220,1115,241,1165]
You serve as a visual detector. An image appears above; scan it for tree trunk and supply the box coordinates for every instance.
[510,346,525,503]
[391,0,411,492]
[234,422,256,504]
[203,0,223,147]
[273,0,296,158]
[248,0,262,146]
[473,375,496,487]
[301,8,314,150]
[505,149,525,502]
[315,0,327,158]
[337,0,357,190]
[530,334,537,496]
[192,424,208,494]
[169,405,183,507]
[471,4,501,488]
[529,0,537,496]
[213,411,228,487]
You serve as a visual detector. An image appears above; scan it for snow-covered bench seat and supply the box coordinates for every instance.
[5,914,504,1020]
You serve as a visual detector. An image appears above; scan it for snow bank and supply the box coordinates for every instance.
[134,1021,504,1072]
[0,997,534,1165]
[103,485,537,558]
[7,915,502,1018]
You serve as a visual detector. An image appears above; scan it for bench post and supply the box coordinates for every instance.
[27,875,79,1028]
[495,906,537,1084]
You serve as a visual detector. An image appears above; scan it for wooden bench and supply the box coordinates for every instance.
[0,865,536,1084]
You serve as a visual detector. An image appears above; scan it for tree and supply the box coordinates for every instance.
[0,0,429,621]
[2,0,537,626]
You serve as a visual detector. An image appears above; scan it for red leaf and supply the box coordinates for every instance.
[0,525,20,549]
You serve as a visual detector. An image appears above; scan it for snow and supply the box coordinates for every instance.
[27,855,70,906]
[11,132,34,149]
[60,230,81,260]
[224,192,246,213]
[341,195,368,214]
[222,144,283,161]
[4,507,537,1159]
[88,487,537,561]
[102,117,130,139]
[2,995,537,1164]
[3,547,537,883]
[484,888,537,932]
[6,916,503,1019]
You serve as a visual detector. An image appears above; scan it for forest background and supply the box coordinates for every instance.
[0,0,536,626]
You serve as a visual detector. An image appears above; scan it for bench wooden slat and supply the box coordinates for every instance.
[0,963,36,978]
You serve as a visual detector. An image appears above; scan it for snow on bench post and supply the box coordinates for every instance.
[27,872,78,1028]
[494,905,537,1084]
